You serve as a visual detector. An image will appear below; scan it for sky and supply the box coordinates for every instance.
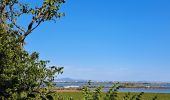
[24,0,170,82]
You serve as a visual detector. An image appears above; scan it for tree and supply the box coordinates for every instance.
[0,0,65,44]
[0,0,65,99]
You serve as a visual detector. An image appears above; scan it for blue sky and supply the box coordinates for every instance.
[25,0,170,82]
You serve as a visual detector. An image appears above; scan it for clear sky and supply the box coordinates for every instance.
[25,0,170,82]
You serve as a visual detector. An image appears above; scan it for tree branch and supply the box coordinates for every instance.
[21,6,47,43]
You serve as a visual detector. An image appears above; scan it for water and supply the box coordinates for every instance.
[55,82,170,93]
[56,82,122,87]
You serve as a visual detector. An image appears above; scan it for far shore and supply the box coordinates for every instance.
[54,90,81,92]
[53,86,170,91]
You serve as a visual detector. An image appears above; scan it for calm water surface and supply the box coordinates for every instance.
[56,82,170,93]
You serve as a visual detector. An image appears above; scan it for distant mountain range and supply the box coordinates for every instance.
[55,78,88,82]
[55,78,170,83]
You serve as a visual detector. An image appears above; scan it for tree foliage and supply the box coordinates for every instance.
[0,0,65,99]
[0,0,65,43]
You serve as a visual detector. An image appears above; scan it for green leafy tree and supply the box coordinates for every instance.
[0,0,65,99]
[0,0,65,44]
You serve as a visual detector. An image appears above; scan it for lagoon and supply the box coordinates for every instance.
[55,82,170,93]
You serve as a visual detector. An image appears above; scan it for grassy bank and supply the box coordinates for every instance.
[54,92,170,100]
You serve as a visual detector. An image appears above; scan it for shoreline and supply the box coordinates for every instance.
[54,86,170,90]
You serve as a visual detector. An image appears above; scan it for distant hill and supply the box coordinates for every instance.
[55,77,87,82]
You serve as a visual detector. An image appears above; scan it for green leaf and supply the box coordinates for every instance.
[46,95,54,100]
[27,93,36,98]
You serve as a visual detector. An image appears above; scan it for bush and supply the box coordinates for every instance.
[0,24,63,99]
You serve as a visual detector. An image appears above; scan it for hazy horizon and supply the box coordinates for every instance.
[56,77,170,83]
